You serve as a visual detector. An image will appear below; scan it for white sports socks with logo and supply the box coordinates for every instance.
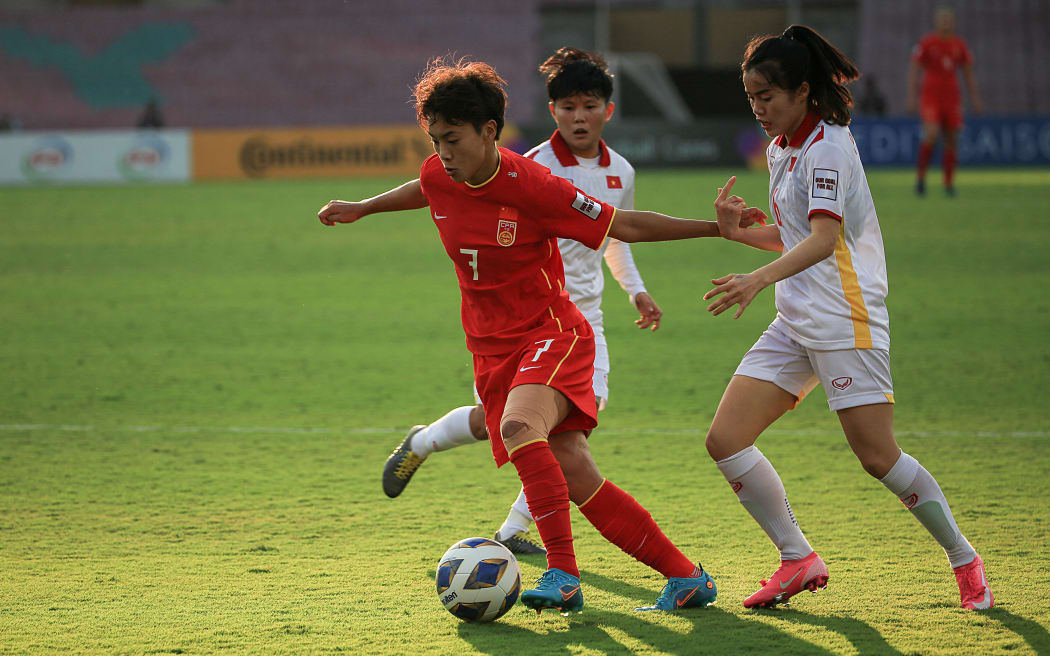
[716,446,814,561]
[879,451,977,567]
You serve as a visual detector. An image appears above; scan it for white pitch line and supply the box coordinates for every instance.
[0,424,1047,439]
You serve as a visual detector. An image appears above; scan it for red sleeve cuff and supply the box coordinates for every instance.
[808,208,842,222]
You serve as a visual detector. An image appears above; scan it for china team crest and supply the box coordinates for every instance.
[497,220,517,246]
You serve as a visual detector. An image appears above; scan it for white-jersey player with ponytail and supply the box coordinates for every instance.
[704,24,992,611]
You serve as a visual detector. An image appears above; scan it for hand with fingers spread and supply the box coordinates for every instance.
[703,272,767,319]
[318,200,368,226]
[632,291,663,331]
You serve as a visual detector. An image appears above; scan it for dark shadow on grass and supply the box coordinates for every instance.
[983,607,1050,655]
[576,568,671,605]
[757,610,905,656]
[458,604,839,656]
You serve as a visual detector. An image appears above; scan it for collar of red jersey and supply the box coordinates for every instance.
[774,110,822,149]
[550,130,612,167]
[464,149,502,189]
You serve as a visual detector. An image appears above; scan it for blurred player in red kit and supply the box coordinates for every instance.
[907,6,982,196]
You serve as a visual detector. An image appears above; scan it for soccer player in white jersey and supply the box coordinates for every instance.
[382,48,662,556]
[703,25,993,610]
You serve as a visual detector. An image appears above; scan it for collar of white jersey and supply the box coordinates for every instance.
[549,130,611,167]
[774,110,822,149]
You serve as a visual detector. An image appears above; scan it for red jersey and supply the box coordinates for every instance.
[912,33,973,104]
[419,147,616,355]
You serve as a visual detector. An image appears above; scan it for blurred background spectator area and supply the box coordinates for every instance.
[1,0,1047,131]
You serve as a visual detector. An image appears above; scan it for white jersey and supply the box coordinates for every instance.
[524,131,646,341]
[766,112,890,351]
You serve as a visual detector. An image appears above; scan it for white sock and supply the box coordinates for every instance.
[410,406,478,457]
[880,451,977,568]
[717,446,813,561]
[497,487,532,540]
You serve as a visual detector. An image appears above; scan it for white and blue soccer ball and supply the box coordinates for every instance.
[436,537,521,622]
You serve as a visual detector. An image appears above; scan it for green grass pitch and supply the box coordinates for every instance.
[1,168,1048,655]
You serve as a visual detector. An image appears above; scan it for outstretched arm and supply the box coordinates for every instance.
[607,176,765,243]
[318,179,427,226]
[607,209,720,243]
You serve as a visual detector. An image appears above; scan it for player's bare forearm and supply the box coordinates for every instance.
[729,224,783,252]
[319,179,427,226]
[750,216,838,287]
[607,209,719,243]
[363,179,428,214]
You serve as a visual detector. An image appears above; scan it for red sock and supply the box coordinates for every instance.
[917,141,934,181]
[508,441,578,577]
[943,146,957,188]
[578,479,697,579]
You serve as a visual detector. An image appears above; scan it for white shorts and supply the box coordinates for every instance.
[735,321,894,411]
[593,334,610,411]
[472,335,611,410]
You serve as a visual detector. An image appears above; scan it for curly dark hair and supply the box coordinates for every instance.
[414,56,508,138]
[538,46,613,102]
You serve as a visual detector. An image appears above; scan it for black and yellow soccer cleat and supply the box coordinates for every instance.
[382,425,427,498]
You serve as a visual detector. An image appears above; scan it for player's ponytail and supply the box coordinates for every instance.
[742,24,860,126]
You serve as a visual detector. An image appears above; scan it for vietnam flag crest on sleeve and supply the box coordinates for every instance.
[606,175,622,189]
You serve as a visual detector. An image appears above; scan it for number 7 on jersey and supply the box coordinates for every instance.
[460,248,479,281]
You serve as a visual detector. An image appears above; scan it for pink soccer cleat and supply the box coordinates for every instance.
[954,554,994,610]
[743,551,829,609]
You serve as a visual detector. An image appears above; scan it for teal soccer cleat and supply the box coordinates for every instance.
[520,568,583,615]
[635,570,717,611]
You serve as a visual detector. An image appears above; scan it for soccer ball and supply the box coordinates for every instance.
[436,537,521,622]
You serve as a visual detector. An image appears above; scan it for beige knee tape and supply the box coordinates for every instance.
[501,405,551,445]
[502,387,563,451]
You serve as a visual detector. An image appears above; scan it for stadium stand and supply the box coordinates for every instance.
[857,0,1050,115]
[0,0,542,130]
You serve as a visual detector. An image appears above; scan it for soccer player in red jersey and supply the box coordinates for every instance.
[907,6,983,196]
[318,57,763,614]
[378,48,664,561]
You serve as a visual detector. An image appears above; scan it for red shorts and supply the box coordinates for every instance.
[473,321,598,467]
[920,97,963,130]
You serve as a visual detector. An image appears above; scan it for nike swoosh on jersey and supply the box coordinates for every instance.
[780,567,805,590]
[519,365,542,371]
[434,214,448,219]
